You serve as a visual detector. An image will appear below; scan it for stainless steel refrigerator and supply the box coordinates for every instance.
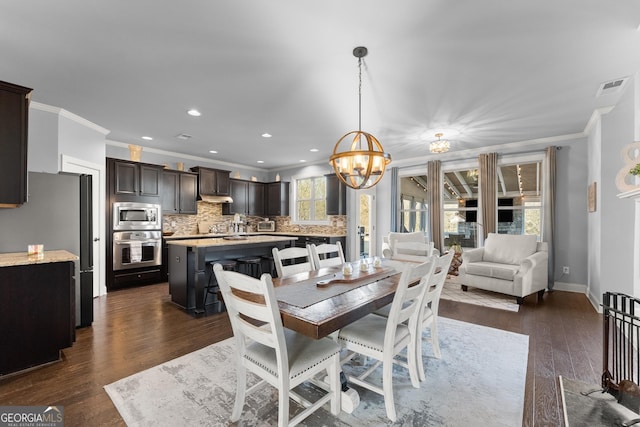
[0,171,93,327]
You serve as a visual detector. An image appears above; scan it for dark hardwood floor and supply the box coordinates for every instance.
[0,283,601,426]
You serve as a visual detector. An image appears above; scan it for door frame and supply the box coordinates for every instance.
[61,155,106,297]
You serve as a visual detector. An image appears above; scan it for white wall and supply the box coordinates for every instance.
[28,108,59,173]
[595,80,637,299]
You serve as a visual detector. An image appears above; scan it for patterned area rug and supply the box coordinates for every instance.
[560,376,640,426]
[442,277,521,312]
[105,317,528,426]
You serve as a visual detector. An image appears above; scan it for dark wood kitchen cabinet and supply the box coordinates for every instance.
[0,81,32,208]
[223,179,265,216]
[162,170,197,214]
[190,166,230,196]
[325,173,347,215]
[265,181,289,216]
[0,258,75,376]
[110,158,162,197]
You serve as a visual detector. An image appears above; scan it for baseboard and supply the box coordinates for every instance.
[552,281,587,293]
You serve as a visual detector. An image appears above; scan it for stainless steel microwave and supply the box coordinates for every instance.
[113,202,162,231]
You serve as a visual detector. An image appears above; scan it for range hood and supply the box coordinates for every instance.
[199,194,233,204]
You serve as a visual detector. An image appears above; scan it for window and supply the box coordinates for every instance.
[496,162,542,239]
[294,176,328,222]
[399,175,429,236]
[443,168,479,249]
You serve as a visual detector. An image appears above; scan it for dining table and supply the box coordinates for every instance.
[272,257,412,340]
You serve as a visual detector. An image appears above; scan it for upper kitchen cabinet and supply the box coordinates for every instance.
[190,166,231,200]
[0,81,32,208]
[223,179,265,216]
[325,173,347,215]
[161,170,197,215]
[265,181,289,217]
[109,158,163,198]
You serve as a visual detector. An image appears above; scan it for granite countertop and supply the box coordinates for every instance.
[0,250,79,268]
[165,231,346,240]
[166,235,299,248]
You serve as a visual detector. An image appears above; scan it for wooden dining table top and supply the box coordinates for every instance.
[272,259,410,339]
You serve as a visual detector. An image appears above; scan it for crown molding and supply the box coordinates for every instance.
[105,139,267,172]
[30,101,110,135]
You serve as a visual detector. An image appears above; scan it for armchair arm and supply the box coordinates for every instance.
[461,247,484,264]
[514,251,548,296]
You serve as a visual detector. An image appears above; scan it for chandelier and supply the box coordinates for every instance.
[330,47,391,190]
[429,133,450,153]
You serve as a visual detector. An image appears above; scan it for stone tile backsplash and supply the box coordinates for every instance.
[163,201,347,236]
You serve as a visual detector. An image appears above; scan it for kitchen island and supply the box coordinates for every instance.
[167,235,297,313]
[0,250,78,376]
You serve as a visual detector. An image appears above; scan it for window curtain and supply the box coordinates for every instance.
[427,160,443,252]
[543,146,557,289]
[390,167,399,231]
[479,153,498,241]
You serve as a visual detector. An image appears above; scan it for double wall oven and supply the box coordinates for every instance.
[112,202,162,271]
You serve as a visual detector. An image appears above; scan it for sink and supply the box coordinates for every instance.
[223,235,249,240]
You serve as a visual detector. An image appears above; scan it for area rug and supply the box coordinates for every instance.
[560,376,640,427]
[105,317,528,426]
[441,278,520,312]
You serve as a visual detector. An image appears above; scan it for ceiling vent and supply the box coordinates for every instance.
[596,77,629,97]
[175,133,192,140]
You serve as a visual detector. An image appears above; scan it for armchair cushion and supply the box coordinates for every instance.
[463,261,519,281]
[482,233,538,265]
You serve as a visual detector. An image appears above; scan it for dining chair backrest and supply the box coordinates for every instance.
[423,250,455,313]
[214,264,286,360]
[387,257,437,341]
[309,241,345,270]
[272,246,315,278]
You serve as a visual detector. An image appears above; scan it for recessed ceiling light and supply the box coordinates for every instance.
[209,150,218,154]
[262,133,272,138]
[299,160,306,163]
[257,160,264,164]
[310,148,319,152]
[187,109,201,117]
[141,136,153,141]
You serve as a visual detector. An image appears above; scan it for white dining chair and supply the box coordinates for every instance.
[336,258,436,422]
[416,250,454,380]
[213,264,341,426]
[272,246,315,278]
[309,241,345,270]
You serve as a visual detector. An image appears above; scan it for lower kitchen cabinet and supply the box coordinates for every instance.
[0,260,75,375]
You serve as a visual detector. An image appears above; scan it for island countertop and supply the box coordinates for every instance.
[0,250,78,268]
[166,234,299,248]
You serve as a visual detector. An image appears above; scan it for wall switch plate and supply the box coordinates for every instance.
[563,266,570,274]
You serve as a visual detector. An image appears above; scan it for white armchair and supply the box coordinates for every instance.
[382,232,437,262]
[457,233,548,304]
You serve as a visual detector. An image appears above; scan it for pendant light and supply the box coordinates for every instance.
[330,47,391,190]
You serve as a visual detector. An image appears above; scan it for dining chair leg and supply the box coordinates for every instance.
[382,357,397,422]
[231,364,246,422]
[329,355,341,415]
[431,321,441,359]
[407,334,420,388]
[278,385,289,427]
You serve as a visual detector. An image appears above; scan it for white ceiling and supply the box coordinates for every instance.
[2,1,639,171]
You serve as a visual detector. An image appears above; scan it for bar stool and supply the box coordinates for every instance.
[236,256,263,278]
[204,259,237,311]
[261,254,277,277]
